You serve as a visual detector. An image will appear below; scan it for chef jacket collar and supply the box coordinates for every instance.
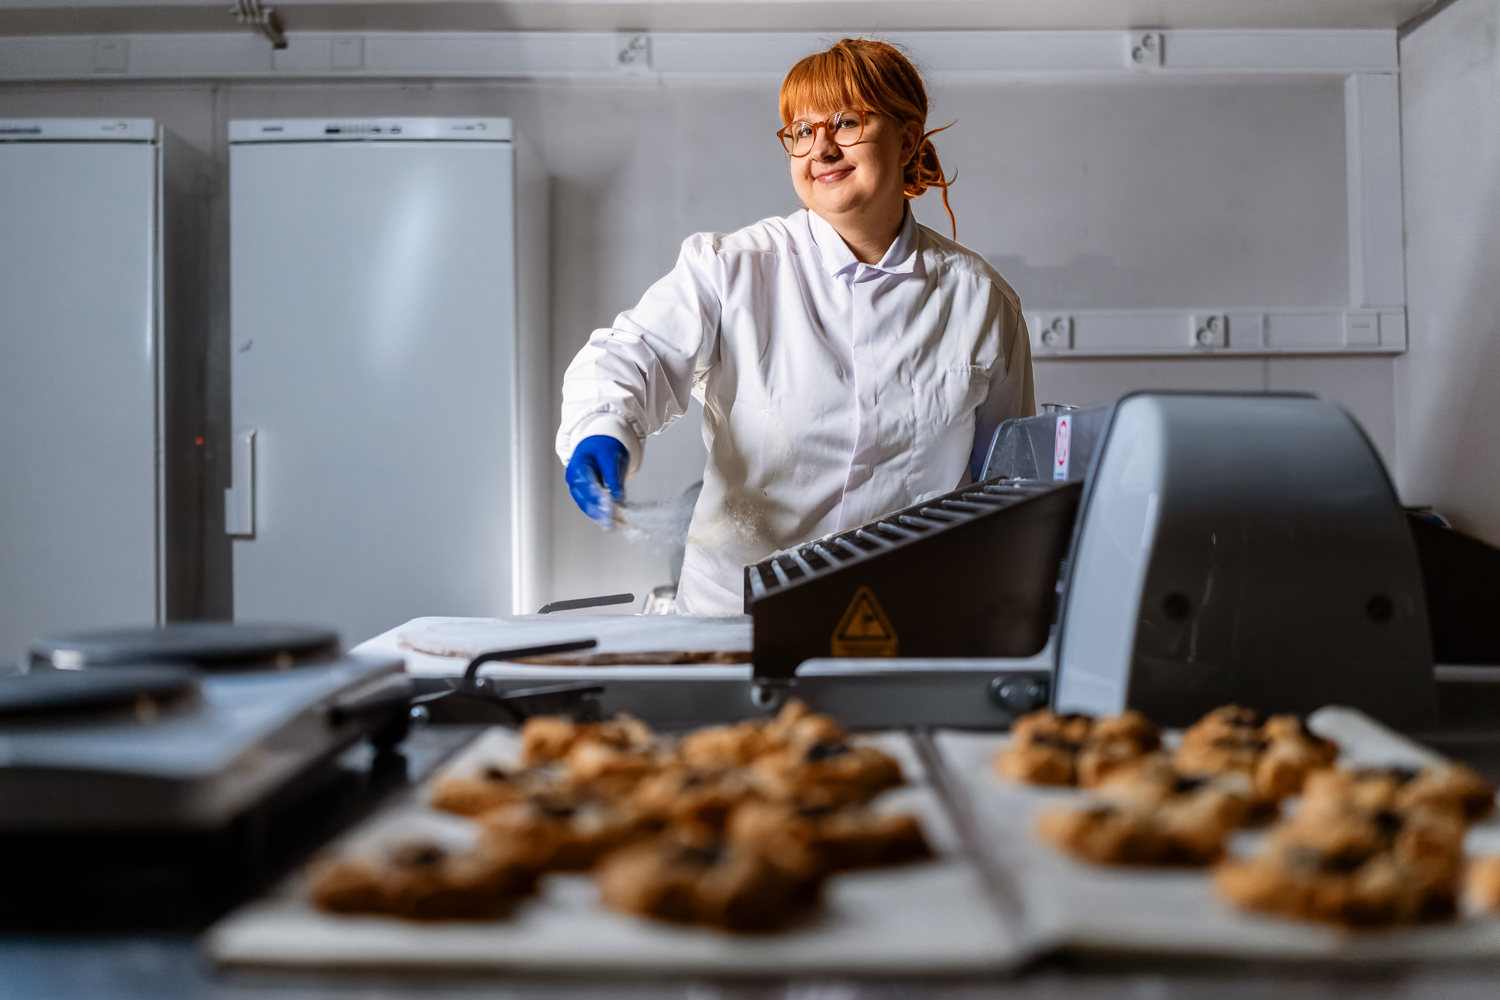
[805,204,920,278]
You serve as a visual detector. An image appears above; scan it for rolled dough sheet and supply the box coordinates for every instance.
[354,616,753,680]
[932,705,1500,963]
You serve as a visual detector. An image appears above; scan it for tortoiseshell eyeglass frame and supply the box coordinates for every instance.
[776,110,873,157]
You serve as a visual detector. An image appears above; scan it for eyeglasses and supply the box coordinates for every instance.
[776,110,871,157]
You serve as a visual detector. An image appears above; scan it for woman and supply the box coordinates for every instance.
[558,38,1035,615]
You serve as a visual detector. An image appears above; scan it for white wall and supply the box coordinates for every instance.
[926,78,1351,309]
[0,69,1396,613]
[1396,0,1500,545]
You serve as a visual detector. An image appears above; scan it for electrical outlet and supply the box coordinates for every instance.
[615,33,652,73]
[1128,31,1164,70]
[1192,314,1227,349]
[1036,315,1073,352]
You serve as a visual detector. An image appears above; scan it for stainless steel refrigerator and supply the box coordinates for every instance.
[227,118,549,646]
[0,119,208,667]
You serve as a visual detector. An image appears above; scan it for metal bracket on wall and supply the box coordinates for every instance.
[231,0,286,49]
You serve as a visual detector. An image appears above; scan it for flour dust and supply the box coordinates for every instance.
[609,498,695,547]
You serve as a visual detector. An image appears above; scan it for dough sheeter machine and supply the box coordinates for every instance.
[449,391,1500,733]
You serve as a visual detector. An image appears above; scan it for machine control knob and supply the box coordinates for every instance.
[989,676,1049,714]
[750,679,794,712]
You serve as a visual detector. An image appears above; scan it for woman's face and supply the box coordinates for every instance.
[788,107,920,224]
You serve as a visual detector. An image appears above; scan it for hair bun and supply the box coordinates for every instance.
[903,128,955,235]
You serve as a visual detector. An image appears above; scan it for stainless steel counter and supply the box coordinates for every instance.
[8,721,1500,998]
[8,651,1500,1000]
[7,935,1500,1000]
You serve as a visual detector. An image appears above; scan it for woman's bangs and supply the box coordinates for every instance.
[779,55,866,125]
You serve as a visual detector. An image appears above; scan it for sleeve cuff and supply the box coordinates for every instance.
[569,413,644,479]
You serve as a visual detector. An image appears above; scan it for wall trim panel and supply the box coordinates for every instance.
[1028,309,1409,358]
[0,29,1399,82]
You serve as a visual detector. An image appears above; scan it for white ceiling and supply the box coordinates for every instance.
[0,0,1443,37]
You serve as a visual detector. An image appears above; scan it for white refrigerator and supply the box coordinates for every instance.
[0,119,207,667]
[227,118,549,647]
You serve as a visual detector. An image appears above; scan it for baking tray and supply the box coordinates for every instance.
[932,706,1500,963]
[207,728,1025,975]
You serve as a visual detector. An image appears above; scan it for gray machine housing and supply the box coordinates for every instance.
[1026,394,1437,729]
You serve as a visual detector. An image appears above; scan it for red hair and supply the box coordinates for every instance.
[779,38,956,237]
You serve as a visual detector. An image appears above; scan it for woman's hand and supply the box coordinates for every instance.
[565,435,629,527]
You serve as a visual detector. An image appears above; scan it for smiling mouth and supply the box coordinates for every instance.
[814,167,852,184]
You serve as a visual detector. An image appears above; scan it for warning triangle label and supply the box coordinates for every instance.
[831,586,899,658]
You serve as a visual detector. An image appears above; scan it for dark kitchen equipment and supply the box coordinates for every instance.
[30,621,340,671]
[1407,514,1500,667]
[0,623,409,930]
[0,664,199,720]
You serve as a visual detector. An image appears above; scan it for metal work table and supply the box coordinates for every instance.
[7,722,1500,1000]
[7,935,1500,999]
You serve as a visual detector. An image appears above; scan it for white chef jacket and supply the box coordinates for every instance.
[557,206,1035,615]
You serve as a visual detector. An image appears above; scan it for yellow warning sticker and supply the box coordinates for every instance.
[831,586,899,658]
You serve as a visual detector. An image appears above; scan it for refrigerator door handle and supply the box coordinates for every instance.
[225,426,256,537]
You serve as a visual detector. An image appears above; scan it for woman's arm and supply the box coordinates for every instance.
[968,295,1036,482]
[556,236,723,478]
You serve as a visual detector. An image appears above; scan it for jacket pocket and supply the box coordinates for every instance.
[927,364,990,425]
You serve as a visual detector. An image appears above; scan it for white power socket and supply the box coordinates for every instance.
[1036,315,1074,351]
[1128,32,1164,70]
[615,33,652,74]
[1192,314,1228,349]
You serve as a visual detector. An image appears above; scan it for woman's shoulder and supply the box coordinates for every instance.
[680,213,805,259]
[914,223,1021,310]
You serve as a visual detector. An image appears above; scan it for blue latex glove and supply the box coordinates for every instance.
[565,435,629,527]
